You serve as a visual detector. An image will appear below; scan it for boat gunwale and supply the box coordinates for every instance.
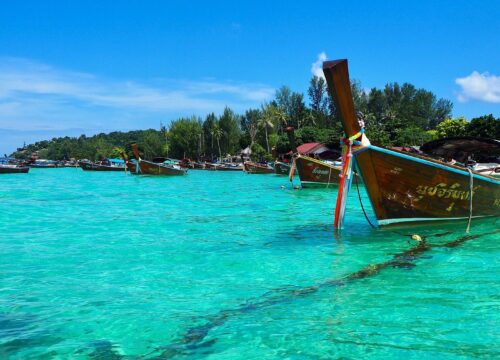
[367,145,500,185]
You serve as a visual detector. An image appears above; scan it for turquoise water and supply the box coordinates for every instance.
[0,168,498,359]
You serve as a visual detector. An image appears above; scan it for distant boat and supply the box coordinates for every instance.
[29,159,58,168]
[131,144,187,176]
[0,158,29,174]
[323,59,500,227]
[125,159,139,174]
[274,161,291,175]
[286,128,342,187]
[420,137,500,179]
[79,158,127,171]
[291,155,342,187]
[0,165,29,174]
[209,163,244,171]
[243,161,274,174]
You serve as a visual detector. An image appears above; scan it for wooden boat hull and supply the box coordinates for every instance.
[126,161,139,174]
[294,155,341,187]
[0,166,30,174]
[208,164,243,171]
[244,162,274,174]
[322,59,500,227]
[137,160,187,176]
[274,161,291,175]
[355,146,500,225]
[79,161,126,171]
[192,162,206,169]
[29,164,57,168]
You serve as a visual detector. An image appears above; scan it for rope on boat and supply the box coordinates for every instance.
[334,127,365,229]
[466,167,474,233]
[354,166,376,229]
[289,157,296,184]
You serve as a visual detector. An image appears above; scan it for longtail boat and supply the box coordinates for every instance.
[79,158,126,171]
[0,164,30,174]
[125,160,139,174]
[0,158,29,174]
[291,155,342,187]
[274,161,291,175]
[243,161,274,174]
[131,144,187,176]
[286,127,342,187]
[421,137,500,179]
[323,59,500,227]
[209,163,244,171]
[29,159,58,168]
[119,151,139,174]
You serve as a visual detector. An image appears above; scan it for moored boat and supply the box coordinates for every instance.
[286,128,342,187]
[243,161,274,174]
[0,164,29,174]
[274,161,291,175]
[79,158,127,171]
[420,137,500,179]
[29,159,58,168]
[209,163,244,171]
[323,59,500,227]
[291,155,341,187]
[0,157,30,174]
[131,144,187,176]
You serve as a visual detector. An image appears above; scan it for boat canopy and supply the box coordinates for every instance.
[296,142,339,160]
[0,157,16,163]
[105,158,125,164]
[421,137,500,162]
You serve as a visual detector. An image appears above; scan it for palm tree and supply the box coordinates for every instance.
[272,106,288,135]
[258,114,274,153]
[248,123,258,146]
[211,124,223,161]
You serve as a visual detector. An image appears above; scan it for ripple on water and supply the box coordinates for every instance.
[0,169,498,358]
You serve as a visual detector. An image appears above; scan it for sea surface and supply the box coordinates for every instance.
[0,168,498,359]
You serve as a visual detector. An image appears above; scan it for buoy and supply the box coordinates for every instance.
[411,234,423,242]
[294,185,300,190]
[280,185,285,190]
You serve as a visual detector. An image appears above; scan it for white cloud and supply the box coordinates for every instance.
[311,52,328,79]
[0,57,276,154]
[455,71,500,103]
[0,57,275,131]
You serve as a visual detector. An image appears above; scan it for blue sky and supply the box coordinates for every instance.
[0,0,498,155]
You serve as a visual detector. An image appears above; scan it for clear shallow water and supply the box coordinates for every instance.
[0,168,498,359]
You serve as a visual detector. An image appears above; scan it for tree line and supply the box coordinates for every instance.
[11,76,499,161]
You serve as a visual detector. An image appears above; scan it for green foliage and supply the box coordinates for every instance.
[14,75,497,161]
[436,117,468,138]
[250,143,267,161]
[467,114,499,139]
[12,129,171,160]
[308,76,328,115]
[168,117,203,159]
[426,130,438,141]
[219,107,241,156]
[394,127,433,146]
[203,113,217,158]
[268,133,279,150]
[275,133,291,154]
